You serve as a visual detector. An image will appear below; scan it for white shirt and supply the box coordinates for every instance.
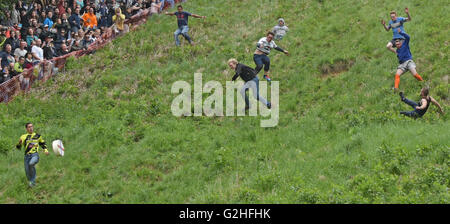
[31,45,44,61]
[256,37,278,55]
[14,48,27,58]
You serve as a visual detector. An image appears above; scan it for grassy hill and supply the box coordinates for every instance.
[0,0,448,203]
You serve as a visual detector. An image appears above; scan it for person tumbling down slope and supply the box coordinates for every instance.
[392,29,423,91]
[272,18,289,41]
[381,8,412,54]
[399,88,444,118]
[228,58,271,111]
[165,5,206,46]
[254,31,289,83]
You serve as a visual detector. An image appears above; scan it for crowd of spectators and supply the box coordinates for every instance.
[0,0,174,84]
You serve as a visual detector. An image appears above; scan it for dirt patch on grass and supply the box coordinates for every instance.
[320,59,355,79]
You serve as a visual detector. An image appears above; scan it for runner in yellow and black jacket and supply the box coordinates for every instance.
[16,123,49,187]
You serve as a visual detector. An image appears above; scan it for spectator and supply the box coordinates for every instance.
[2,11,14,27]
[130,0,144,16]
[0,27,7,49]
[66,7,72,20]
[19,10,29,29]
[25,28,39,46]
[81,32,93,49]
[39,24,52,41]
[160,0,175,13]
[8,62,19,77]
[109,0,121,10]
[57,43,70,57]
[43,11,55,29]
[70,39,83,52]
[32,19,44,37]
[98,1,111,28]
[48,0,58,12]
[5,29,21,50]
[150,0,163,14]
[54,17,71,35]
[82,5,91,17]
[14,56,26,74]
[1,67,11,84]
[72,31,82,42]
[92,29,102,42]
[112,7,126,34]
[82,8,98,30]
[54,29,68,49]
[0,44,13,68]
[76,0,84,9]
[38,10,47,25]
[14,41,28,59]
[43,37,56,60]
[58,0,67,17]
[31,39,44,64]
[24,52,34,69]
[11,4,21,25]
[13,26,22,39]
[53,8,61,21]
[69,7,82,33]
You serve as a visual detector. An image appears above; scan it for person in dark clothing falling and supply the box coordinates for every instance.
[228,58,271,110]
[399,87,444,118]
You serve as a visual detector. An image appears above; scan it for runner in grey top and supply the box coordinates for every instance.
[272,18,289,40]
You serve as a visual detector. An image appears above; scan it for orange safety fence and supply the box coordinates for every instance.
[0,0,185,104]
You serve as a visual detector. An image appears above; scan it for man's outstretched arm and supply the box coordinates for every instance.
[191,14,206,19]
[430,97,444,114]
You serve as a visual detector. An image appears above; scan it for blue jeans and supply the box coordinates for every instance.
[400,97,420,118]
[174,25,192,46]
[160,0,175,12]
[241,77,269,108]
[253,54,270,74]
[24,153,39,184]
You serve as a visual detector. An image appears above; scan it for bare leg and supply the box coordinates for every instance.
[394,69,404,90]
[409,67,423,81]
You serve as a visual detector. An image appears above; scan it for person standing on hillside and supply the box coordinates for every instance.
[399,88,444,118]
[16,123,49,188]
[381,8,411,54]
[392,29,423,91]
[254,31,289,82]
[228,58,271,110]
[165,5,206,46]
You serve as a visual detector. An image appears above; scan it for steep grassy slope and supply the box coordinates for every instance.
[0,0,448,203]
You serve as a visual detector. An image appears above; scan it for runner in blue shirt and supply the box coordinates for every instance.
[165,5,206,46]
[392,29,423,91]
[381,8,411,53]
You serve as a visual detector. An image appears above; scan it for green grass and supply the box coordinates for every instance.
[0,0,448,203]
